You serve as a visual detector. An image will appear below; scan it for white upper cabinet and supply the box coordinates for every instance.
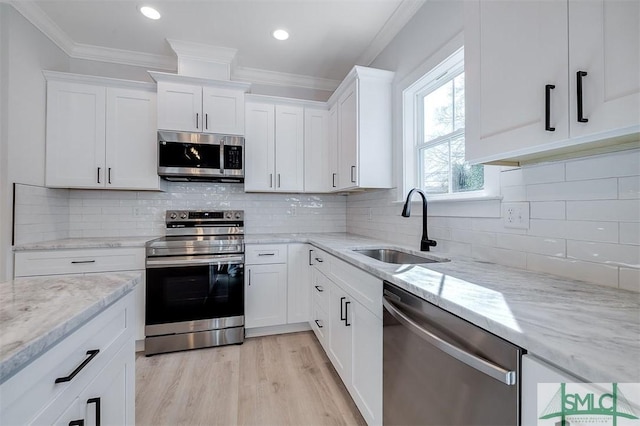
[244,97,305,192]
[304,108,331,193]
[328,66,394,191]
[465,0,640,165]
[328,104,339,191]
[151,71,250,135]
[44,72,160,190]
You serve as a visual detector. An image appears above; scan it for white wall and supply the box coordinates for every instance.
[348,0,640,292]
[0,4,69,280]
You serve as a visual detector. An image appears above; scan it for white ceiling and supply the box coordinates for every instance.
[13,0,425,89]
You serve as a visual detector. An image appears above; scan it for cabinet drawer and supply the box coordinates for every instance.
[14,248,144,277]
[245,244,287,264]
[309,247,330,275]
[0,293,134,425]
[310,302,328,350]
[311,268,330,313]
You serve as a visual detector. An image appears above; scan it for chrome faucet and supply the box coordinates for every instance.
[401,188,437,252]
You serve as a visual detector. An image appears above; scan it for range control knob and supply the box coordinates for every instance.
[169,212,177,220]
[225,211,233,219]
[235,212,242,219]
[180,212,188,219]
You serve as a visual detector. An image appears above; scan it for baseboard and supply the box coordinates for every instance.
[135,339,145,353]
[245,322,311,338]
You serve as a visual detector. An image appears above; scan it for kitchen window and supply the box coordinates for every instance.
[402,47,497,201]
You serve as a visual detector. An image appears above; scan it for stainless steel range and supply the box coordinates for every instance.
[144,210,245,356]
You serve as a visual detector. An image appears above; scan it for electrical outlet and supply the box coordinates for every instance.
[502,202,530,229]
[290,206,297,216]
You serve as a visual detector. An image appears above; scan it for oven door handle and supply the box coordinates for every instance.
[146,255,245,268]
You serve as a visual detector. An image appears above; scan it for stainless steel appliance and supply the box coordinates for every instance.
[144,210,245,356]
[157,131,244,182]
[383,281,523,426]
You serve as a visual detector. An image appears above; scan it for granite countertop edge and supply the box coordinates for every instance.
[0,273,141,384]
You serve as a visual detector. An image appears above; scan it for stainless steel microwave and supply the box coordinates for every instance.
[157,131,244,182]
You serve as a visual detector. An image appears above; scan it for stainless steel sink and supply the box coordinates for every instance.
[353,248,447,265]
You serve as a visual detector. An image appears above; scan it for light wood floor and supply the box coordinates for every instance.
[135,331,367,426]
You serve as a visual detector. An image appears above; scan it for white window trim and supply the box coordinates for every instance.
[399,40,501,204]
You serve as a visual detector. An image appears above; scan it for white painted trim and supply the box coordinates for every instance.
[245,94,328,109]
[401,197,503,218]
[233,66,340,92]
[356,0,426,67]
[148,71,251,91]
[8,0,74,55]
[43,70,157,91]
[166,39,237,63]
[244,322,311,338]
[71,43,176,71]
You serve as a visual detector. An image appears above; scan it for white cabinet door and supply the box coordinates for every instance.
[328,104,339,191]
[351,300,382,426]
[465,0,569,164]
[45,81,106,188]
[274,105,304,192]
[105,88,159,190]
[337,81,358,190]
[521,355,581,426]
[244,102,275,191]
[304,108,330,193]
[202,87,245,135]
[245,263,287,328]
[80,340,135,426]
[157,82,202,132]
[568,0,640,138]
[286,244,311,324]
[328,282,352,384]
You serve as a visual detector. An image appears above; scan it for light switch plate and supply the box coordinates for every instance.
[503,202,530,229]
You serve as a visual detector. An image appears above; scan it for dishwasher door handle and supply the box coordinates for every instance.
[382,297,516,386]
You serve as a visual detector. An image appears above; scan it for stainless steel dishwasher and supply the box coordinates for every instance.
[383,281,522,426]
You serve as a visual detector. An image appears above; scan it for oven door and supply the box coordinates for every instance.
[145,254,244,337]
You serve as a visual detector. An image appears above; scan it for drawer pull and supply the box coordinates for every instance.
[71,260,96,264]
[315,257,324,263]
[87,397,101,426]
[69,420,84,426]
[55,349,99,384]
[314,285,324,292]
[577,71,589,123]
[314,319,323,329]
[545,84,556,131]
[258,253,275,256]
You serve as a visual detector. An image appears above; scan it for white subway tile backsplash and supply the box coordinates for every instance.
[530,201,566,220]
[620,223,640,246]
[526,178,618,201]
[566,200,640,222]
[567,241,640,268]
[500,185,527,202]
[619,176,640,199]
[565,149,640,181]
[521,162,565,185]
[500,168,524,187]
[526,254,619,288]
[472,245,527,269]
[496,234,566,257]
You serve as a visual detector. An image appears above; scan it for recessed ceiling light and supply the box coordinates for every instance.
[140,6,161,20]
[272,29,289,41]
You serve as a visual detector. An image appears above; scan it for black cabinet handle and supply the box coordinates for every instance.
[314,285,324,292]
[258,253,275,256]
[350,166,356,183]
[314,319,323,329]
[97,167,101,184]
[71,260,96,264]
[345,301,351,326]
[87,397,101,426]
[577,71,589,123]
[308,249,314,266]
[277,174,281,188]
[247,269,251,286]
[69,420,84,426]
[205,113,209,130]
[545,84,556,131]
[107,168,112,184]
[340,296,346,321]
[55,350,99,383]
[332,173,337,188]
[196,113,199,129]
[315,257,324,263]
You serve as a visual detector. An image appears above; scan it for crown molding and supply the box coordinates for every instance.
[71,43,176,70]
[9,0,75,55]
[233,66,340,92]
[356,0,426,67]
[166,39,237,63]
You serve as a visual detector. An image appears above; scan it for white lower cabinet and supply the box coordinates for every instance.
[0,292,136,426]
[309,248,382,426]
[245,263,288,328]
[286,244,311,324]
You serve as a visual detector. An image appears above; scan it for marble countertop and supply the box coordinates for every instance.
[12,233,640,382]
[0,272,141,384]
[13,236,155,251]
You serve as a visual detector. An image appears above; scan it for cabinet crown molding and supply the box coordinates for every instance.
[42,70,156,91]
[327,65,395,106]
[148,71,251,92]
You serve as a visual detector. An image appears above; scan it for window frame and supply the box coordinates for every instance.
[401,45,499,203]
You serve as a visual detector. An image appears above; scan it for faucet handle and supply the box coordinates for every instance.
[420,239,437,251]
